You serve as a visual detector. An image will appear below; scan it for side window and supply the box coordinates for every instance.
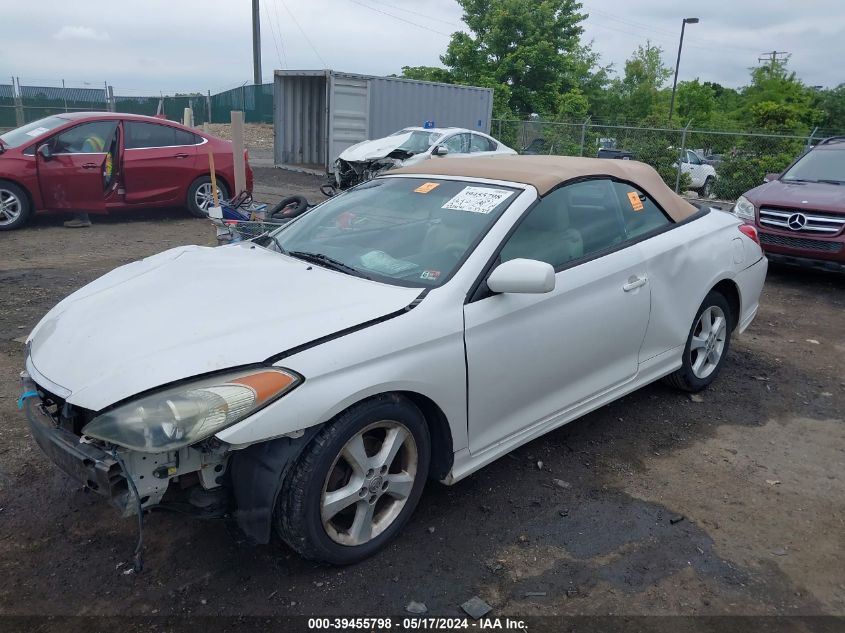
[500,179,627,269]
[470,134,496,152]
[443,133,469,154]
[612,182,672,239]
[50,121,117,154]
[686,150,700,165]
[125,122,198,149]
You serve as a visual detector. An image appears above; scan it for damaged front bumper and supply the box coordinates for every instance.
[23,394,134,513]
[21,370,231,518]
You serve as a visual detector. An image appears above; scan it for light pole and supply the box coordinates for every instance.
[668,17,699,123]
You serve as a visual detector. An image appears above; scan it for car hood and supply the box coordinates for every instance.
[27,244,422,411]
[745,180,845,214]
[338,132,432,162]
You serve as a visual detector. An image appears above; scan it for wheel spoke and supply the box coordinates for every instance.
[692,351,707,374]
[348,501,375,544]
[698,308,713,336]
[322,480,363,521]
[375,426,407,470]
[342,433,371,476]
[384,472,413,500]
[690,334,707,352]
[711,316,726,338]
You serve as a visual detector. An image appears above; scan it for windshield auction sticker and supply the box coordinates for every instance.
[414,182,440,194]
[442,187,513,214]
[627,191,644,211]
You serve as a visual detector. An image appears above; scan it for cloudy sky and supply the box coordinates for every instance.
[2,0,842,95]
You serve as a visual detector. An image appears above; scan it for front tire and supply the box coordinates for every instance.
[186,176,229,218]
[664,291,732,392]
[0,181,32,231]
[275,394,431,564]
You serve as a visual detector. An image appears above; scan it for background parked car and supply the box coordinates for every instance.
[679,149,717,197]
[333,127,516,189]
[731,136,845,272]
[0,112,252,230]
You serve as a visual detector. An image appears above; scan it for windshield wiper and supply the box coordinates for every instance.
[816,179,843,185]
[288,251,371,279]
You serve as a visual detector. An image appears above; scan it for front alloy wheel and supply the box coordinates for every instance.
[321,421,418,546]
[275,395,430,564]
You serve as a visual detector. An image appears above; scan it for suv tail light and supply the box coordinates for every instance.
[738,224,760,246]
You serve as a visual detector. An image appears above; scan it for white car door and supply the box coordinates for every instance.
[440,132,471,158]
[463,179,652,454]
[682,150,708,188]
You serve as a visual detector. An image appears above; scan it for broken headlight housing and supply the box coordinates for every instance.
[82,368,300,452]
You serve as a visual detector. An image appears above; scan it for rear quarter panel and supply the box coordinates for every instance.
[638,209,752,362]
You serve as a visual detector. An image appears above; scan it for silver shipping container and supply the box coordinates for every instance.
[273,69,494,173]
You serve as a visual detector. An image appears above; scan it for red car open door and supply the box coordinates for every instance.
[36,120,118,214]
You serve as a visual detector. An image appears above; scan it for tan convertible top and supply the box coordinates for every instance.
[390,155,697,222]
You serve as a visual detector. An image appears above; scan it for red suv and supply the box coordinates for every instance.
[732,137,845,272]
[0,112,253,231]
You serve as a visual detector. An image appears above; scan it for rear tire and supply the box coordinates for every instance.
[275,394,430,564]
[186,176,229,218]
[700,176,714,198]
[664,291,733,392]
[0,181,31,231]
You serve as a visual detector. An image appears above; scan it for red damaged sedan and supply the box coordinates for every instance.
[0,112,253,230]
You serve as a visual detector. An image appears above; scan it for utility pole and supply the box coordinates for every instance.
[758,51,789,74]
[252,0,262,85]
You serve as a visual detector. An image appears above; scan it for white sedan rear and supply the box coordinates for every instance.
[21,156,767,565]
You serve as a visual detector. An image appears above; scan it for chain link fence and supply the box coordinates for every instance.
[0,80,275,131]
[494,119,829,203]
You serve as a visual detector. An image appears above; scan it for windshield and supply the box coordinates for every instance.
[0,116,68,148]
[389,130,443,154]
[782,148,845,183]
[266,177,520,287]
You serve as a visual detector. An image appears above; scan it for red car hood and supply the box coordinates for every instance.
[746,180,845,214]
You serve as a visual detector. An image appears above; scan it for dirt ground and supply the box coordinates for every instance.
[0,167,843,624]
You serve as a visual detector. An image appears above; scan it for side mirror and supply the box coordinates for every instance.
[37,144,53,161]
[433,146,449,157]
[764,172,779,182]
[487,258,555,294]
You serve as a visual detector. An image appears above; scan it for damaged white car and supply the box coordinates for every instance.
[21,156,766,566]
[333,126,516,189]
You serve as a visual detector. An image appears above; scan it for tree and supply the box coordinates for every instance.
[439,0,595,117]
[676,79,715,125]
[399,66,454,84]
[741,56,819,132]
[812,83,845,133]
[616,42,673,122]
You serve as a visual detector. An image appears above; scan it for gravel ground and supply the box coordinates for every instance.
[0,168,843,624]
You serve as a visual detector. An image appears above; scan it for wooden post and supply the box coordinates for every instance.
[231,110,246,195]
[208,147,219,207]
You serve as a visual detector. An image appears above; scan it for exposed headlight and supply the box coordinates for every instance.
[732,195,755,220]
[82,368,300,452]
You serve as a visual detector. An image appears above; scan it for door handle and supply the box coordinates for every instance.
[173,153,190,159]
[82,162,98,169]
[622,276,648,292]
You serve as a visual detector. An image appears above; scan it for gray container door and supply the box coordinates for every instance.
[327,74,370,172]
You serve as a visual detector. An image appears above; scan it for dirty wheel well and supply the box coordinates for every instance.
[712,279,740,331]
[394,391,454,481]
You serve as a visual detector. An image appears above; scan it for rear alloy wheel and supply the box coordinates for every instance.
[700,176,714,198]
[186,176,229,218]
[664,291,732,392]
[0,182,31,231]
[275,395,430,564]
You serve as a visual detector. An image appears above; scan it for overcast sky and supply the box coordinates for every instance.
[2,0,842,95]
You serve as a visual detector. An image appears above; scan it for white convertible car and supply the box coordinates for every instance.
[21,156,767,565]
